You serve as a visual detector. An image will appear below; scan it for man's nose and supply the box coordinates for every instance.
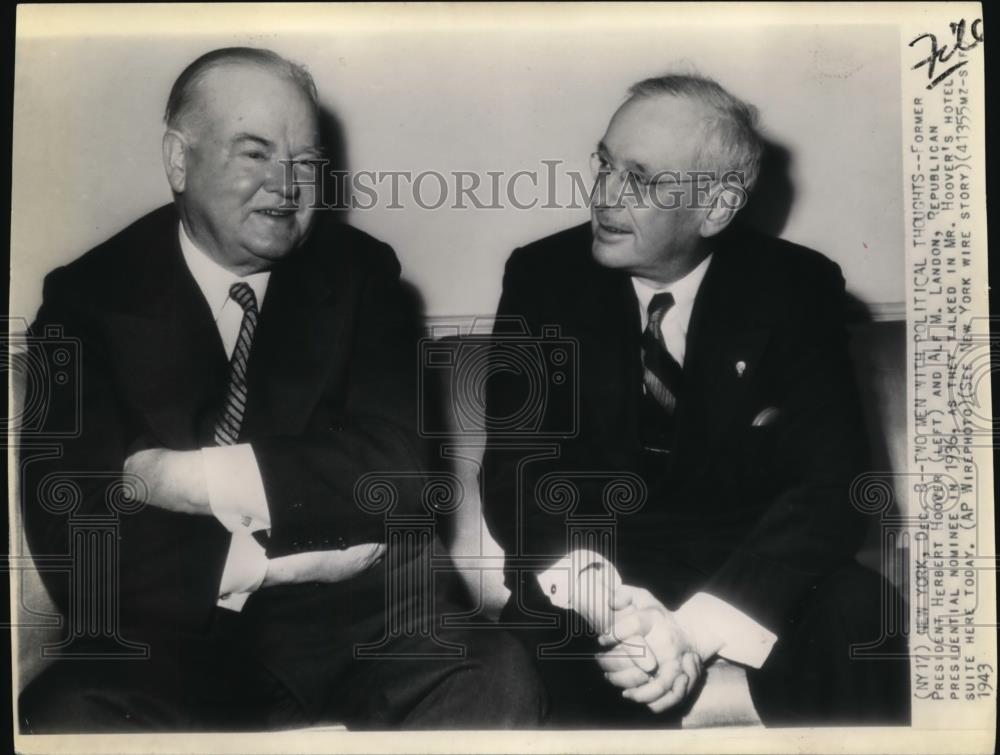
[262,157,301,203]
[591,170,627,210]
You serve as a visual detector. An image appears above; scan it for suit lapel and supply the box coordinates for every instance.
[104,209,346,447]
[103,208,230,448]
[573,256,643,465]
[675,236,772,451]
[573,233,772,472]
[239,237,345,439]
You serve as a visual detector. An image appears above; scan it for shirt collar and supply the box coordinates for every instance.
[631,253,713,327]
[178,222,270,321]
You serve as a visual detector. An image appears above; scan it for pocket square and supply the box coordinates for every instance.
[751,406,780,427]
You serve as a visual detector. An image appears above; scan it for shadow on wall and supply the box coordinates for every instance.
[318,104,351,221]
[739,138,796,239]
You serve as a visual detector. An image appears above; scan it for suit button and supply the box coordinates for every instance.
[335,537,346,548]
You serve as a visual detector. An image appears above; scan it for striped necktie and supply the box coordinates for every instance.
[213,282,258,446]
[642,292,684,413]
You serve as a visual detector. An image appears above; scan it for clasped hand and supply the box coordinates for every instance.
[595,585,704,713]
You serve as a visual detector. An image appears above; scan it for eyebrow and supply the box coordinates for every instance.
[231,132,327,159]
[232,133,274,149]
[596,141,651,175]
[298,146,328,160]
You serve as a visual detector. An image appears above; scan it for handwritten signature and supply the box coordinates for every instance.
[909,18,984,90]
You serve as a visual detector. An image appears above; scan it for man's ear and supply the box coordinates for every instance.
[699,180,749,239]
[162,130,188,193]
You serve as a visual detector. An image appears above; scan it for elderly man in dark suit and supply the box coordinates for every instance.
[482,74,909,726]
[19,47,541,732]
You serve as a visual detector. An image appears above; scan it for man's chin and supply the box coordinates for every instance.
[591,238,634,270]
[242,236,303,266]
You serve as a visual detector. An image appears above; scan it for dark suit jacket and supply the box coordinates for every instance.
[482,221,870,636]
[22,203,432,660]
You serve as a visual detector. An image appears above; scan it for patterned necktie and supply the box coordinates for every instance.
[213,282,259,446]
[642,292,684,413]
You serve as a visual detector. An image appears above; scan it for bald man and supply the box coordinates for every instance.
[19,47,541,732]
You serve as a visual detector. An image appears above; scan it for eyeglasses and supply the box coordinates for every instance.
[589,151,704,193]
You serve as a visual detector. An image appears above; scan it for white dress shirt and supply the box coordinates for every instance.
[538,252,777,669]
[178,223,272,611]
[630,254,712,365]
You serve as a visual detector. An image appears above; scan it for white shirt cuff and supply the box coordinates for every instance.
[536,550,622,632]
[216,531,268,612]
[674,592,777,669]
[202,444,271,533]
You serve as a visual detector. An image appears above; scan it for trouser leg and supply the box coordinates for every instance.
[242,566,545,730]
[18,609,308,734]
[747,561,911,725]
[334,623,544,729]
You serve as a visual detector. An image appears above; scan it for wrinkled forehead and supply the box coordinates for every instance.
[602,94,711,170]
[186,63,320,145]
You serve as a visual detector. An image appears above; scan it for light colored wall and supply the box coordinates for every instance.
[11,12,903,325]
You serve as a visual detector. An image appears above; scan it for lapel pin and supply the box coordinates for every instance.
[736,360,747,377]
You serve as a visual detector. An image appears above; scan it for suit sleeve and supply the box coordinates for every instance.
[249,243,434,554]
[481,248,605,585]
[702,260,871,633]
[482,248,537,563]
[20,269,230,632]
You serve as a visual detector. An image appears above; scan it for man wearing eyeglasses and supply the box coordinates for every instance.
[482,74,909,726]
